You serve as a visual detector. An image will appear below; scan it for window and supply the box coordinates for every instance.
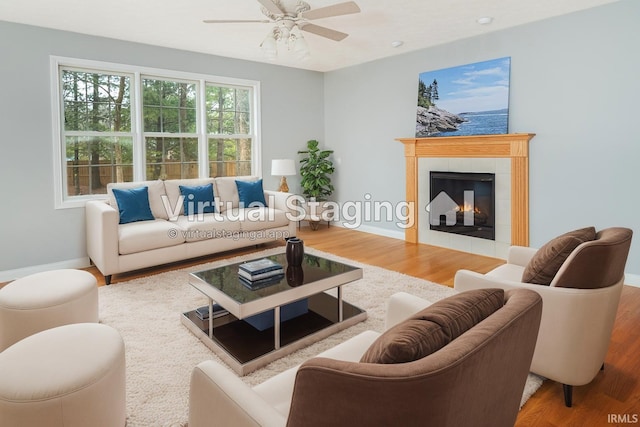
[52,57,260,208]
[206,85,252,177]
[61,69,134,196]
[143,78,198,180]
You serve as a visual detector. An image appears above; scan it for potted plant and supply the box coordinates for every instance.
[298,139,335,230]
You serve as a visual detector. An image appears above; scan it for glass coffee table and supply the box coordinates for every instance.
[181,250,366,375]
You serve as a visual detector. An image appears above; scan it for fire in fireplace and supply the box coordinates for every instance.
[429,171,495,240]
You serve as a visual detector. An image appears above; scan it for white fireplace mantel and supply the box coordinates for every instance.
[396,133,535,247]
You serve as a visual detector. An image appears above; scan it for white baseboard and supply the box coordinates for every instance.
[330,221,406,241]
[0,257,90,283]
[625,274,640,288]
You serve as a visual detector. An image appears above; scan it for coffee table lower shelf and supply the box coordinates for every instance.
[181,292,367,376]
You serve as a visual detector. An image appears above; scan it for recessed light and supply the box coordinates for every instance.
[391,40,404,48]
[477,16,493,25]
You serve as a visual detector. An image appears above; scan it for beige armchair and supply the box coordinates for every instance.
[454,227,633,407]
[189,289,542,427]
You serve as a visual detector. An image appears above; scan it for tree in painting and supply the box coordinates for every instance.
[416,57,511,137]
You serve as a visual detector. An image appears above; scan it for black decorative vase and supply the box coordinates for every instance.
[286,266,304,287]
[286,237,304,267]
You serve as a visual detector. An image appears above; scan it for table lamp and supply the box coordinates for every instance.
[271,159,296,192]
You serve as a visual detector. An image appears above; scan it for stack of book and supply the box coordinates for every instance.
[195,303,228,321]
[239,258,284,289]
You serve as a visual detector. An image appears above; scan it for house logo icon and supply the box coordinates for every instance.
[426,190,475,226]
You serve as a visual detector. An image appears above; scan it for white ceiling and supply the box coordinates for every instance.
[0,0,619,72]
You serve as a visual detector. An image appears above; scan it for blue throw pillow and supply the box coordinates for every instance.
[179,183,216,215]
[236,179,267,207]
[112,186,155,224]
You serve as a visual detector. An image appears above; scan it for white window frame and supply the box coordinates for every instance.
[50,56,261,209]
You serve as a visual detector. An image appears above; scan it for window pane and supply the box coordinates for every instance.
[144,106,161,133]
[208,138,251,177]
[143,79,197,133]
[146,137,199,180]
[206,85,251,135]
[65,136,133,196]
[62,70,131,132]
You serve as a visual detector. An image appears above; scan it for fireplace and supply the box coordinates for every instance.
[429,171,495,240]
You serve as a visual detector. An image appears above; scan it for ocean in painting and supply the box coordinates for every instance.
[417,57,511,137]
[445,109,508,137]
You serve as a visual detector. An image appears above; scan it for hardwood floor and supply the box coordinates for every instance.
[22,225,640,425]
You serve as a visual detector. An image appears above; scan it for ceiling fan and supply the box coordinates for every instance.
[204,0,361,59]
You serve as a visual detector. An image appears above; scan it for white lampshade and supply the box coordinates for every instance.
[271,159,296,176]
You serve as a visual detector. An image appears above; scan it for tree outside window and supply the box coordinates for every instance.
[206,85,252,177]
[62,70,133,196]
[143,79,198,180]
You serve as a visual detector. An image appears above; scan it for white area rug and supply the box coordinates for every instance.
[98,247,543,427]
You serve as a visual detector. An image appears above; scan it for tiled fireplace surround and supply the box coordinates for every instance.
[397,134,535,259]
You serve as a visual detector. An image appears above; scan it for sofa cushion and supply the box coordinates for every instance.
[107,180,169,220]
[360,288,504,364]
[237,208,290,232]
[180,183,216,215]
[522,226,596,285]
[236,179,267,207]
[173,214,242,243]
[118,219,185,255]
[163,178,216,218]
[111,187,155,224]
[214,176,260,212]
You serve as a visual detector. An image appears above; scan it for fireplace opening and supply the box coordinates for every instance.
[429,171,495,240]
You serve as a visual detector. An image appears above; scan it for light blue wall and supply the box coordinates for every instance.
[323,0,640,275]
[2,0,639,278]
[0,21,323,275]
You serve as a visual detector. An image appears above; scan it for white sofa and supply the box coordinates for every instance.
[86,176,296,284]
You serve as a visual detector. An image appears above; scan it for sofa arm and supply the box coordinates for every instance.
[85,200,119,276]
[384,292,432,330]
[453,269,527,293]
[454,269,625,385]
[507,246,538,267]
[189,361,287,427]
[265,190,297,214]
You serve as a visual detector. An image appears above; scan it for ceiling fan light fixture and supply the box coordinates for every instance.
[293,32,310,60]
[209,0,361,61]
[261,29,278,60]
[278,23,291,41]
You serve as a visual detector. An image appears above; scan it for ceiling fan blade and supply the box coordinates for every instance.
[203,19,271,24]
[300,1,360,20]
[257,0,285,16]
[300,23,349,41]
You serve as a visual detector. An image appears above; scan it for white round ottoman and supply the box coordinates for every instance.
[0,323,126,427]
[0,269,98,351]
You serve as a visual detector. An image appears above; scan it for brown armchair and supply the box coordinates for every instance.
[455,227,633,407]
[189,289,542,427]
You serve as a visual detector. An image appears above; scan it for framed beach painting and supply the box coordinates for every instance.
[416,57,511,137]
